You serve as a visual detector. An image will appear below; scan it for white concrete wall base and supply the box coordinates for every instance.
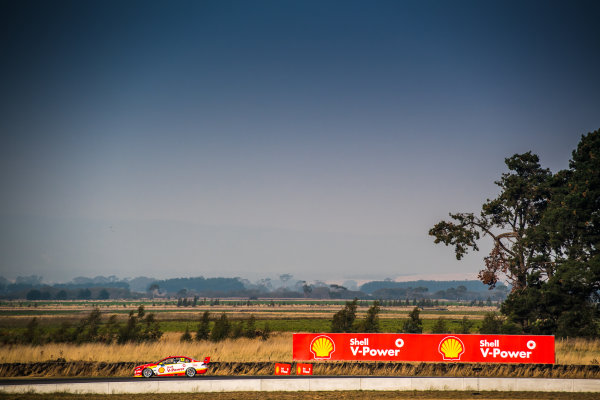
[1,377,599,394]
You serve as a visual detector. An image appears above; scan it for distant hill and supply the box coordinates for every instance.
[359,280,502,294]
[0,275,508,300]
[150,276,246,295]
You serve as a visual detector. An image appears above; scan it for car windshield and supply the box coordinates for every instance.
[156,357,191,364]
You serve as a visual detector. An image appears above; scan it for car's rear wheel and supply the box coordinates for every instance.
[142,368,153,378]
[185,367,196,377]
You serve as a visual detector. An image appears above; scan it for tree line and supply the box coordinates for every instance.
[7,277,509,301]
[330,299,523,335]
[3,306,162,345]
[180,311,271,343]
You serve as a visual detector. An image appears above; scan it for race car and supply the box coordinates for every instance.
[134,356,210,378]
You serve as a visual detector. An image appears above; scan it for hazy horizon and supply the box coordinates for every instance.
[0,270,483,289]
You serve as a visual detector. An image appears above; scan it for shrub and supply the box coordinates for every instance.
[118,306,162,343]
[359,301,381,333]
[142,313,162,341]
[24,317,43,345]
[431,317,448,334]
[210,313,231,342]
[457,316,473,334]
[245,314,257,339]
[101,315,119,343]
[500,320,523,334]
[260,322,271,341]
[196,311,210,341]
[231,322,244,339]
[180,326,193,342]
[331,298,358,333]
[480,312,502,334]
[402,307,423,333]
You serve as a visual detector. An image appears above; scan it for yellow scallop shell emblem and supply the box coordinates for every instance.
[438,336,465,360]
[158,367,165,373]
[310,335,335,359]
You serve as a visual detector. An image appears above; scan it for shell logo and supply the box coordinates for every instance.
[158,367,165,373]
[310,335,335,359]
[438,336,465,361]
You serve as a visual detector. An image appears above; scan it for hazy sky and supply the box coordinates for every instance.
[1,0,599,283]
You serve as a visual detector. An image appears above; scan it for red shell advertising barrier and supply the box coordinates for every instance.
[293,333,555,364]
[274,363,292,375]
[296,363,313,375]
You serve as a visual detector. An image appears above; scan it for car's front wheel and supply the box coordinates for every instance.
[142,368,153,378]
[185,367,196,378]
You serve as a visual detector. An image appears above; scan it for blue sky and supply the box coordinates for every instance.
[1,0,599,283]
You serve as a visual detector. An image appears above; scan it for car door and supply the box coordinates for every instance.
[164,358,183,375]
[156,358,174,376]
[172,357,187,374]
[158,357,181,375]
[179,357,192,373]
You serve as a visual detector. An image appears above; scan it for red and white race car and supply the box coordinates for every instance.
[134,356,210,378]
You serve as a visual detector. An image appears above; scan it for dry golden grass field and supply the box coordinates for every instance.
[2,333,600,365]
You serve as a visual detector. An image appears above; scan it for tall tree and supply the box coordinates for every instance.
[429,152,552,291]
[502,130,600,336]
[431,130,600,336]
[543,129,600,261]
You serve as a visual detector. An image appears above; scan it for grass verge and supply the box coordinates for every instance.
[0,392,599,400]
